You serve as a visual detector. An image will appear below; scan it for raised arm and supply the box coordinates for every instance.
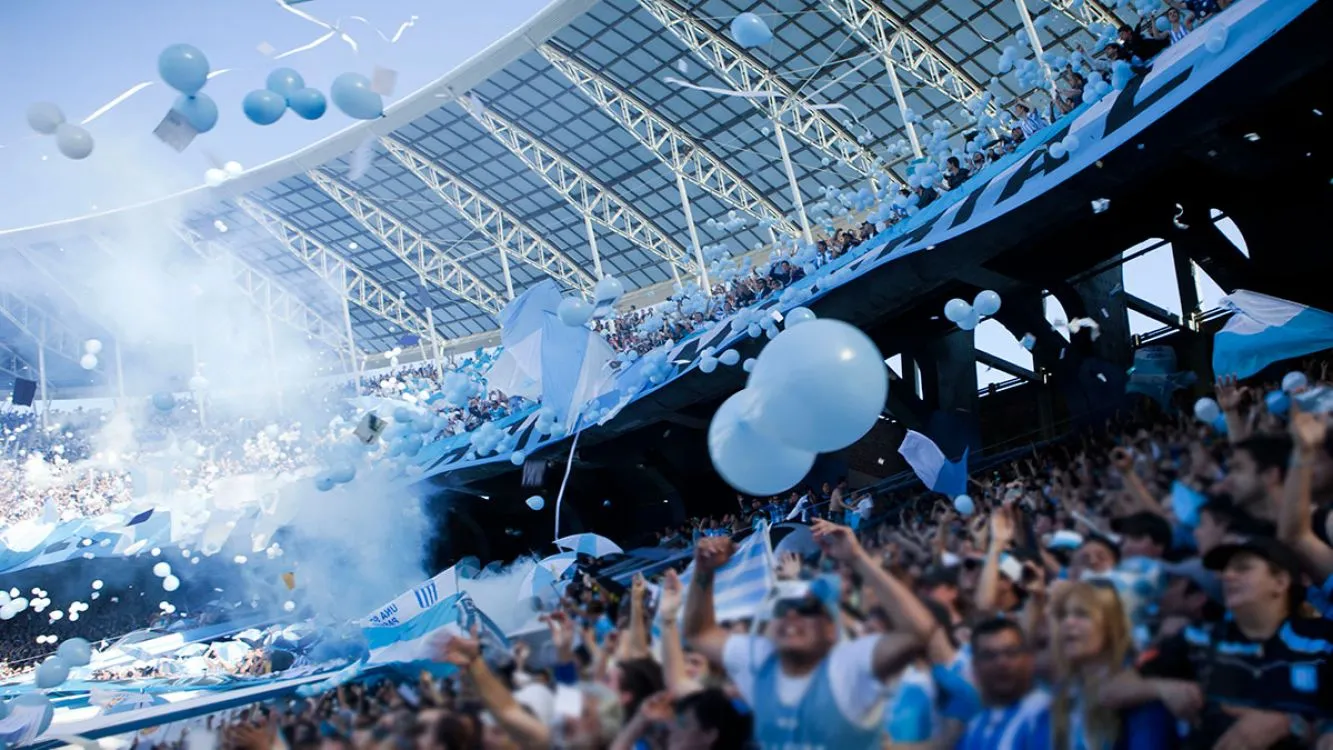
[619,574,651,661]
[437,629,552,750]
[682,537,735,666]
[974,506,1015,616]
[1279,409,1333,580]
[656,570,702,698]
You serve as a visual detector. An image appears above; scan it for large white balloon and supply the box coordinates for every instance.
[744,319,887,452]
[26,102,65,135]
[79,353,98,370]
[83,338,103,355]
[55,124,94,160]
[709,389,816,496]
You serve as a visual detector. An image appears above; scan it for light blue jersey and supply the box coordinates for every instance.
[956,690,1049,750]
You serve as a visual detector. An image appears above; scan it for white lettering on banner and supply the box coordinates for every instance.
[408,0,1314,480]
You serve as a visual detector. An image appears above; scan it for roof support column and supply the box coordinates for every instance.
[675,173,710,293]
[264,285,285,417]
[496,246,516,301]
[773,118,814,246]
[886,59,923,159]
[1014,0,1059,100]
[582,214,604,280]
[36,321,48,429]
[340,266,362,382]
[113,338,126,404]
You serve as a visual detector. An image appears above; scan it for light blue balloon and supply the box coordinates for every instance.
[699,356,718,374]
[973,290,1001,317]
[708,389,815,496]
[943,298,972,323]
[594,275,625,305]
[56,637,92,667]
[743,358,756,373]
[744,319,887,453]
[953,495,975,516]
[718,349,740,366]
[158,44,210,95]
[747,323,763,338]
[525,495,545,511]
[557,297,593,327]
[1193,397,1221,424]
[288,88,327,120]
[315,474,335,492]
[958,309,981,331]
[393,406,414,423]
[35,657,69,689]
[152,392,176,412]
[785,307,816,327]
[1265,390,1290,417]
[330,463,356,484]
[173,93,218,133]
[266,68,306,98]
[243,89,286,125]
[330,73,384,120]
[729,12,773,48]
[510,451,526,466]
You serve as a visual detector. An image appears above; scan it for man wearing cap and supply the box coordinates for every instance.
[1154,557,1224,642]
[1105,536,1333,748]
[683,521,934,750]
[1111,511,1172,561]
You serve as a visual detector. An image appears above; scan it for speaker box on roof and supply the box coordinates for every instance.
[12,378,36,407]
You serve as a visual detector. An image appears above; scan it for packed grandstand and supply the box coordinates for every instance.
[2,0,1332,748]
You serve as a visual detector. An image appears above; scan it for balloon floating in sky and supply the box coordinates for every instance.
[204,168,228,187]
[953,495,976,516]
[973,290,1001,317]
[525,495,545,511]
[55,124,94,160]
[594,275,625,306]
[943,298,972,324]
[79,354,98,370]
[152,392,176,412]
[26,102,65,135]
[173,93,218,134]
[266,68,306,98]
[557,297,593,327]
[330,73,384,120]
[708,389,815,496]
[35,657,69,689]
[744,319,887,453]
[243,89,286,126]
[83,339,102,355]
[158,44,211,95]
[729,12,773,48]
[287,88,328,120]
[56,637,92,667]
[784,307,816,328]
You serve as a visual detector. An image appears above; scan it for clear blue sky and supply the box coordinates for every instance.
[0,0,549,228]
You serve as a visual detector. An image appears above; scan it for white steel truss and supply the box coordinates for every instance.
[1042,0,1121,32]
[636,0,880,178]
[234,196,444,339]
[538,43,801,238]
[169,224,352,356]
[457,95,697,279]
[822,0,994,113]
[379,136,597,294]
[306,170,508,316]
[0,288,84,364]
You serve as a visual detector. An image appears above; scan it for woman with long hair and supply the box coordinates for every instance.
[1039,581,1176,749]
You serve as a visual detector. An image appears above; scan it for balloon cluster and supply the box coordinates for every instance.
[469,420,514,457]
[709,319,887,495]
[943,290,1002,331]
[80,339,102,370]
[205,160,245,187]
[593,275,626,307]
[439,371,479,407]
[557,296,594,327]
[729,12,773,48]
[533,406,565,436]
[244,68,324,125]
[160,44,219,134]
[26,103,93,160]
[1047,133,1081,161]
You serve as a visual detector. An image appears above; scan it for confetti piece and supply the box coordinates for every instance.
[348,14,419,44]
[371,66,398,96]
[1091,198,1110,214]
[257,41,277,57]
[154,110,199,153]
[347,137,374,181]
[1096,373,1107,382]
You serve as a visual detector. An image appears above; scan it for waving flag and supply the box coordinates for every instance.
[363,591,507,668]
[898,431,969,497]
[555,533,623,559]
[676,524,775,623]
[1213,291,1333,379]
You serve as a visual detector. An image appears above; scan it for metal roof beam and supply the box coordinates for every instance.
[538,42,801,238]
[821,0,995,114]
[976,350,1038,383]
[379,136,596,294]
[306,171,508,317]
[0,288,84,365]
[635,0,883,180]
[168,224,353,356]
[456,95,697,280]
[233,196,443,341]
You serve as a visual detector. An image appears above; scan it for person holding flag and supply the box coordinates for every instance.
[683,520,940,750]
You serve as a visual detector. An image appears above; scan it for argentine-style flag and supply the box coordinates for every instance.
[1213,291,1333,379]
[677,524,776,623]
[360,564,463,627]
[898,431,969,497]
[555,533,623,559]
[363,591,508,668]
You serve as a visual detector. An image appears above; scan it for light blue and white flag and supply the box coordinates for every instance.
[363,591,507,667]
[540,312,617,426]
[898,431,969,497]
[677,524,776,623]
[360,565,463,627]
[1213,291,1333,379]
[517,552,578,603]
[555,533,623,559]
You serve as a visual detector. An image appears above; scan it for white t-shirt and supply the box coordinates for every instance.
[722,634,886,729]
[855,497,874,520]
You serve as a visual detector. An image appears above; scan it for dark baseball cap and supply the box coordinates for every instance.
[1203,536,1305,605]
[1110,512,1174,552]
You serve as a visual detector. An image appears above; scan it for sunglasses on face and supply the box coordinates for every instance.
[974,645,1028,663]
[773,597,827,619]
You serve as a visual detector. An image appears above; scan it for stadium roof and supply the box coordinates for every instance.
[0,0,1120,390]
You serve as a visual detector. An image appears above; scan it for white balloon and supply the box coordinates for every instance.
[953,495,975,515]
[163,575,180,592]
[223,161,243,176]
[152,562,171,578]
[204,168,228,187]
[83,339,103,355]
[55,123,93,160]
[26,102,65,135]
[79,353,98,370]
[708,389,816,496]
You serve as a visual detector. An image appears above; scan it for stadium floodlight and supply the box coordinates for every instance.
[456,95,697,282]
[379,136,597,295]
[305,170,508,316]
[635,0,881,179]
[234,196,445,338]
[538,43,800,239]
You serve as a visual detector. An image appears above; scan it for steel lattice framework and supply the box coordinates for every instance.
[0,289,84,364]
[234,196,441,338]
[170,224,352,357]
[1043,0,1121,32]
[380,136,597,295]
[306,171,508,316]
[538,42,801,238]
[457,95,698,280]
[635,0,883,180]
[822,0,993,112]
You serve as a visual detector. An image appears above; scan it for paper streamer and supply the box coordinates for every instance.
[662,77,856,118]
[274,0,360,54]
[348,14,420,44]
